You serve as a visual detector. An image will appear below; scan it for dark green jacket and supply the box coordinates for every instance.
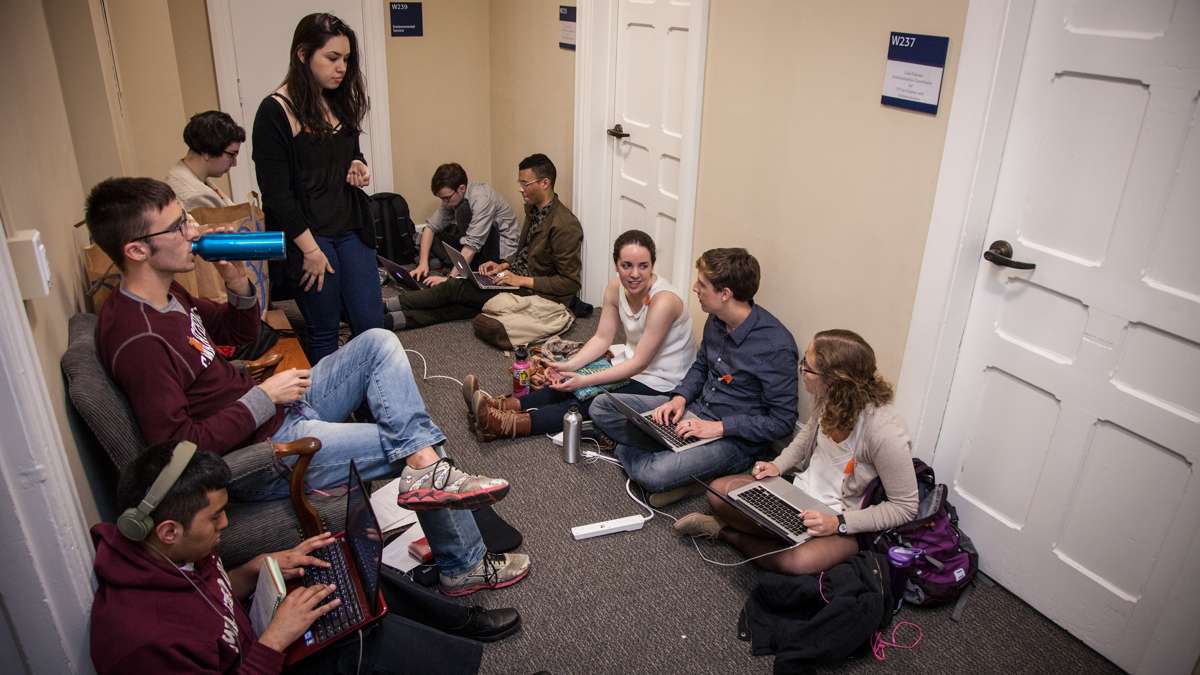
[509,196,583,305]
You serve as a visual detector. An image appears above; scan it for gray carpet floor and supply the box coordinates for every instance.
[385,313,1123,675]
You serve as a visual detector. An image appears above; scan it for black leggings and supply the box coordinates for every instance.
[519,379,663,435]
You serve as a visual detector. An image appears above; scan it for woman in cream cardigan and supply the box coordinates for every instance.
[674,329,919,574]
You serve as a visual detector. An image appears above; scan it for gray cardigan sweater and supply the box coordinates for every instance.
[770,403,919,534]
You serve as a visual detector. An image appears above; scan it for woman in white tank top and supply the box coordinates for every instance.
[465,229,697,440]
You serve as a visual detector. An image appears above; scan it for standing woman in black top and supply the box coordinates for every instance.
[253,13,380,363]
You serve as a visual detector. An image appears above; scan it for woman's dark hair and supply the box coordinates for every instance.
[810,329,894,437]
[116,441,231,531]
[612,229,656,265]
[84,177,177,271]
[282,13,367,135]
[182,111,246,156]
[431,163,469,194]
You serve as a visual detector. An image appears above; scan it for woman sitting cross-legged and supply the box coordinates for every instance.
[674,329,918,575]
[462,229,697,441]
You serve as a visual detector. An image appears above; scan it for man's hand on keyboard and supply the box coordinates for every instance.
[651,396,687,425]
[675,417,723,440]
[273,532,336,580]
[258,583,341,653]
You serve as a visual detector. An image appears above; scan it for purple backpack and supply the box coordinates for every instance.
[860,459,979,605]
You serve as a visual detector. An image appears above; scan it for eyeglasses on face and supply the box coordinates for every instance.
[799,357,823,377]
[131,209,195,243]
[517,177,546,189]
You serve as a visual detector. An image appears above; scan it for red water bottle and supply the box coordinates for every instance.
[511,345,530,397]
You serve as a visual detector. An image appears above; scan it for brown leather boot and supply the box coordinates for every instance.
[473,391,532,441]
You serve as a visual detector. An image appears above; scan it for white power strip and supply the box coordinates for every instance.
[571,515,645,540]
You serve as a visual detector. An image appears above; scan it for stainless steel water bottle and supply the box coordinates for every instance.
[191,231,286,261]
[563,405,582,464]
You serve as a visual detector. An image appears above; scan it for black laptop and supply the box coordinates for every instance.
[285,461,388,665]
[377,254,421,290]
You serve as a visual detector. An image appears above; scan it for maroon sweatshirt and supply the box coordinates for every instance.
[96,282,284,454]
[90,523,285,674]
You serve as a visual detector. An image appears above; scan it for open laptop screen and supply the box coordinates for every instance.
[345,461,384,613]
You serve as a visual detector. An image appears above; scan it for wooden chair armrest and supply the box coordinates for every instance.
[243,351,283,383]
[274,437,323,537]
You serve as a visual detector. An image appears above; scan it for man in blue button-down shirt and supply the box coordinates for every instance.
[591,248,799,504]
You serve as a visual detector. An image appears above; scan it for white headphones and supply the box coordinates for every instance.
[117,441,197,541]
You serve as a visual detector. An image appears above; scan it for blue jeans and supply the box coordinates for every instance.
[590,393,759,492]
[231,328,485,576]
[296,231,385,364]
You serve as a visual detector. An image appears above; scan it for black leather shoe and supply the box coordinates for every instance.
[447,606,522,642]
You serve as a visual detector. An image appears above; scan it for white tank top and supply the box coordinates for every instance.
[616,276,696,392]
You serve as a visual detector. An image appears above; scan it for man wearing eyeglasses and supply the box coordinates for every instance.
[86,176,533,598]
[165,111,244,210]
[411,162,518,284]
[384,153,583,330]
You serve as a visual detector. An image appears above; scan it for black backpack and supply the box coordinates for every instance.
[740,551,895,670]
[369,192,417,264]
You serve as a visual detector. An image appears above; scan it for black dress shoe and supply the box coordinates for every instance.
[446,606,522,642]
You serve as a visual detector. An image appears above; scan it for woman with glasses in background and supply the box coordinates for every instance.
[673,329,919,575]
[165,110,245,211]
[252,12,380,363]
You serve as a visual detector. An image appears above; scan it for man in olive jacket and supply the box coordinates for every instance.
[385,153,583,329]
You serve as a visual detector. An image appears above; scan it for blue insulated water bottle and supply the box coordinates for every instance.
[191,232,286,261]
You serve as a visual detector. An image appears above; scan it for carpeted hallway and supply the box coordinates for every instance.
[389,314,1123,675]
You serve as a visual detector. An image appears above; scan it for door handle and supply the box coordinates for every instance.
[606,123,630,139]
[983,240,1036,270]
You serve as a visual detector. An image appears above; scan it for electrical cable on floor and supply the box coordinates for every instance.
[404,348,463,387]
[583,449,802,567]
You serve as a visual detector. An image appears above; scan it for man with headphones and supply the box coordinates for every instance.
[85,177,531,597]
[91,441,521,673]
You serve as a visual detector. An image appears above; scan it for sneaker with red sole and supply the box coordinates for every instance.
[439,552,531,597]
[396,457,510,511]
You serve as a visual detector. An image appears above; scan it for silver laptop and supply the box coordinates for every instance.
[694,475,835,544]
[440,241,515,291]
[601,393,720,452]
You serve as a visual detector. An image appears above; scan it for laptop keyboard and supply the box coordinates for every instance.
[640,413,690,448]
[303,544,364,644]
[474,272,499,285]
[739,486,808,536]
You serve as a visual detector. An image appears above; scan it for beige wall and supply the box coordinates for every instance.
[489,0,576,211]
[167,0,231,197]
[384,0,494,224]
[0,0,98,524]
[105,0,190,178]
[693,0,968,382]
[43,0,132,191]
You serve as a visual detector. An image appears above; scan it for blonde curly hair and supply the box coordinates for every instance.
[810,329,893,437]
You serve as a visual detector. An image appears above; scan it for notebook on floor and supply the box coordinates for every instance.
[284,460,389,665]
[692,475,835,545]
[601,392,720,452]
[440,241,517,291]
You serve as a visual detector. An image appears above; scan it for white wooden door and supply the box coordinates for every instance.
[934,1,1200,672]
[208,0,391,199]
[607,0,706,291]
